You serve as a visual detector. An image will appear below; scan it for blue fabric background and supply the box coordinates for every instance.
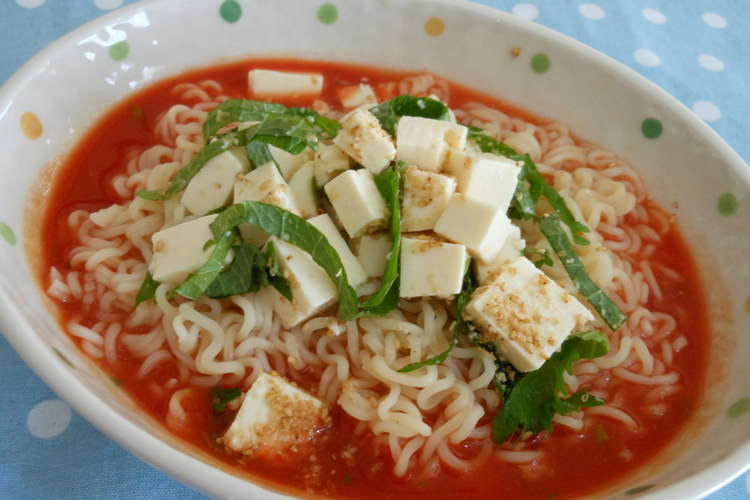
[0,1,747,498]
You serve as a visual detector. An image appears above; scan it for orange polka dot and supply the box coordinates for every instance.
[424,17,445,37]
[20,112,42,140]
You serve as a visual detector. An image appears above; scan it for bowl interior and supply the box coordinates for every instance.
[0,0,749,498]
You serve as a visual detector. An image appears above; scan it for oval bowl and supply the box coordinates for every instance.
[0,0,748,498]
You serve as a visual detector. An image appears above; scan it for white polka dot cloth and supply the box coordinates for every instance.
[1,1,748,499]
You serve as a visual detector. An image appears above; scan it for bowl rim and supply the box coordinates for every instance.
[1,0,749,498]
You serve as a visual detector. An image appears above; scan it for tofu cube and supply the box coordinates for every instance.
[288,162,318,219]
[475,225,526,283]
[396,116,468,171]
[465,257,594,372]
[308,214,367,287]
[337,83,378,110]
[149,214,218,284]
[434,194,515,262]
[248,69,324,99]
[324,169,388,238]
[401,166,456,232]
[234,162,300,215]
[314,142,351,187]
[444,150,520,211]
[270,238,337,328]
[399,237,467,298]
[269,144,314,181]
[234,162,300,245]
[181,150,246,216]
[222,372,329,459]
[333,108,396,175]
[356,232,391,278]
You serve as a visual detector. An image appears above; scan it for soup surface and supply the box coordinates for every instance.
[39,59,709,499]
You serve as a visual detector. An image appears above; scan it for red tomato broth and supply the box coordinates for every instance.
[39,59,710,499]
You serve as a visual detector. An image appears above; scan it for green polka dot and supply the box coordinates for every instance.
[109,41,129,61]
[625,484,655,495]
[641,118,662,139]
[728,398,750,418]
[220,0,242,23]
[0,222,16,246]
[530,53,550,73]
[317,3,338,24]
[717,192,739,216]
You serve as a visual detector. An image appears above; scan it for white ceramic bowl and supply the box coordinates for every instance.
[0,0,748,498]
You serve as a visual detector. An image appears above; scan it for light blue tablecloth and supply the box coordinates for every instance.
[0,1,747,498]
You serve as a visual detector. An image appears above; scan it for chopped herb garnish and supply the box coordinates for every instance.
[538,216,627,331]
[212,387,243,413]
[245,140,275,169]
[493,331,609,444]
[210,202,361,320]
[205,243,263,298]
[135,272,159,306]
[466,126,518,158]
[360,164,402,315]
[110,377,123,386]
[343,474,354,486]
[369,95,451,136]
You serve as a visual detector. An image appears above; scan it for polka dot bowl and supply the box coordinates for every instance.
[0,0,748,498]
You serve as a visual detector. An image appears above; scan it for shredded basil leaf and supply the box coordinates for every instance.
[245,141,275,170]
[210,202,360,320]
[538,216,627,331]
[369,95,451,136]
[172,231,236,300]
[212,387,243,414]
[203,99,287,140]
[493,331,609,444]
[206,243,262,298]
[137,133,240,201]
[135,272,159,306]
[359,165,402,315]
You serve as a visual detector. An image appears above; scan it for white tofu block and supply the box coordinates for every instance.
[356,233,391,278]
[504,130,542,161]
[222,372,329,458]
[149,214,218,284]
[399,237,467,298]
[434,194,514,262]
[475,225,526,283]
[444,150,520,211]
[324,169,388,238]
[395,116,468,171]
[288,162,318,219]
[401,166,456,232]
[337,83,378,110]
[268,145,314,181]
[314,142,351,187]
[234,162,300,215]
[465,257,594,372]
[270,238,337,328]
[333,108,395,175]
[234,162,300,246]
[247,69,323,99]
[308,214,367,287]
[181,150,245,216]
